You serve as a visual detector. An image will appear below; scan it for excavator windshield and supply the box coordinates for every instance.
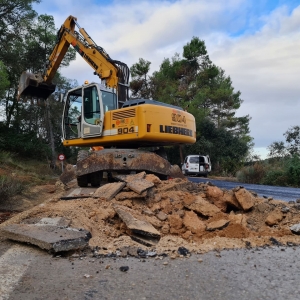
[62,83,117,140]
[102,90,117,113]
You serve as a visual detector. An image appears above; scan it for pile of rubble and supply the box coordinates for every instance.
[1,172,300,255]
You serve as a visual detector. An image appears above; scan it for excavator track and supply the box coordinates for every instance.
[76,149,172,187]
[60,148,184,187]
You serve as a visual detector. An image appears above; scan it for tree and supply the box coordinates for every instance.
[267,125,300,158]
[0,10,77,166]
[185,118,249,173]
[267,141,287,159]
[284,125,300,155]
[132,37,252,172]
[0,0,39,128]
[130,58,151,98]
[0,61,9,99]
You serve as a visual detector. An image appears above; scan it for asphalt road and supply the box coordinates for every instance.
[1,239,300,300]
[188,177,300,202]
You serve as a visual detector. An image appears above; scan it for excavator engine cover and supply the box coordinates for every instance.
[18,71,56,100]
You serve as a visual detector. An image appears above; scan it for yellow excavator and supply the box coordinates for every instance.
[18,15,196,187]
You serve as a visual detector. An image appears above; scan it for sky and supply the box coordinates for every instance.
[33,0,300,159]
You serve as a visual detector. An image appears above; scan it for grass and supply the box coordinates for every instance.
[0,175,26,201]
[0,151,60,202]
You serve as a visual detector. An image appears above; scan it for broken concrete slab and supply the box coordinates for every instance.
[93,182,126,200]
[61,187,97,200]
[113,205,160,239]
[130,233,160,247]
[183,211,206,234]
[119,246,139,257]
[113,172,146,183]
[21,217,71,228]
[290,223,300,234]
[156,211,168,221]
[169,164,185,179]
[115,190,147,201]
[206,219,230,231]
[265,209,284,226]
[126,179,154,194]
[0,224,91,252]
[234,188,254,211]
[223,191,242,210]
[59,164,77,184]
[35,217,71,227]
[184,196,221,217]
[206,185,227,212]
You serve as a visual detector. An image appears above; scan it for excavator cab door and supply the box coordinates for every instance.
[81,84,103,138]
[62,83,105,140]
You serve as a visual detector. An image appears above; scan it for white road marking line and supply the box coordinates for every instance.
[0,244,39,300]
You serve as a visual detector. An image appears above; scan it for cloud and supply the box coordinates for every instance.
[207,5,300,151]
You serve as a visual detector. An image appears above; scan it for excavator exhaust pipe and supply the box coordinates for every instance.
[18,71,56,101]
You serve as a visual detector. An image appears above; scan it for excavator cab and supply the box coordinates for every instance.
[62,82,117,141]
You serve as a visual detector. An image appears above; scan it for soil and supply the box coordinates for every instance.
[1,176,300,255]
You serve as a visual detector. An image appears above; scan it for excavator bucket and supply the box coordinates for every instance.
[18,71,56,101]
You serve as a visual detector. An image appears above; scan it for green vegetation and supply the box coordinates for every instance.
[237,127,300,187]
[130,37,251,173]
[0,151,59,202]
[0,175,26,202]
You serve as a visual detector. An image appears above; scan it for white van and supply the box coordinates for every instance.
[182,155,211,177]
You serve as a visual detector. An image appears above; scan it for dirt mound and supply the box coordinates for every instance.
[2,175,300,255]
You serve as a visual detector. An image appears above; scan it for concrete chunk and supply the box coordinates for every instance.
[61,187,97,200]
[59,164,77,184]
[185,195,221,217]
[35,217,71,227]
[130,233,159,247]
[206,219,230,231]
[290,223,300,234]
[126,179,154,194]
[114,205,160,239]
[115,190,147,201]
[234,188,254,211]
[0,224,91,252]
[93,182,126,200]
[114,172,146,183]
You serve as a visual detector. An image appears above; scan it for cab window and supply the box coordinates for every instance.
[102,90,117,112]
[83,86,100,125]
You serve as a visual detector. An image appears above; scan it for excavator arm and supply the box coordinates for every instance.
[18,15,129,102]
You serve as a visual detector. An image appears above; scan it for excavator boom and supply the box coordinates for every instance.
[18,15,129,102]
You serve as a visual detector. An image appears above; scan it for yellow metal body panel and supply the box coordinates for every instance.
[63,104,196,147]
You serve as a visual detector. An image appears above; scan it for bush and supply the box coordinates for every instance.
[0,126,51,160]
[284,155,300,187]
[236,162,266,184]
[0,175,26,202]
[261,169,288,186]
[0,151,14,164]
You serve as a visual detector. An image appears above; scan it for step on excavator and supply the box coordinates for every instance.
[18,15,196,187]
